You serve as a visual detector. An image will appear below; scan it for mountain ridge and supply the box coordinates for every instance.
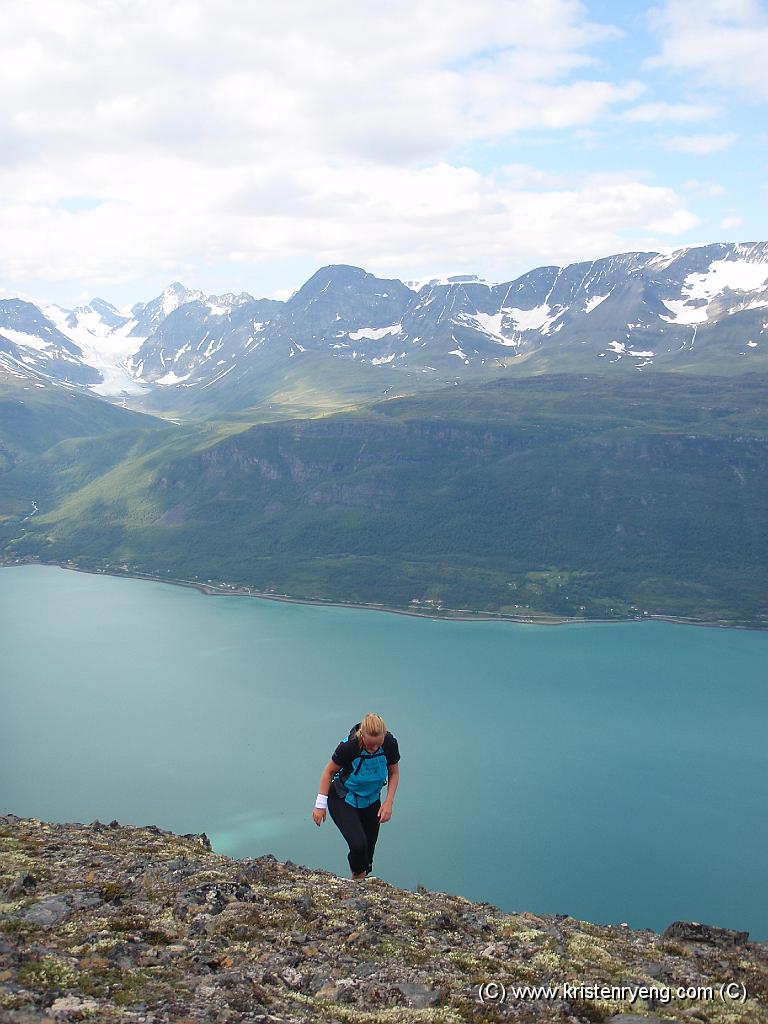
[1,240,767,418]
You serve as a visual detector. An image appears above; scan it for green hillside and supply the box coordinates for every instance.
[0,374,176,541]
[131,350,448,423]
[3,372,767,626]
[0,375,170,459]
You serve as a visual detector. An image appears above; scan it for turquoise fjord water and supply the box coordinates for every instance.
[1,564,766,939]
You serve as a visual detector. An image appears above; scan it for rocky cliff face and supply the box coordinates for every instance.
[1,816,765,1023]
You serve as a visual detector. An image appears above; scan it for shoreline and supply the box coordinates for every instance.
[2,556,765,631]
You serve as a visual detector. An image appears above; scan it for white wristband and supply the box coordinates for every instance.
[315,794,328,809]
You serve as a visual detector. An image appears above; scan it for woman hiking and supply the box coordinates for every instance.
[312,713,400,879]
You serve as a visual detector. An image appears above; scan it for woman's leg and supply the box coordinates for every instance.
[360,800,382,875]
[327,787,370,876]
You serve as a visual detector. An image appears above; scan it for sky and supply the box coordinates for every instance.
[1,0,767,309]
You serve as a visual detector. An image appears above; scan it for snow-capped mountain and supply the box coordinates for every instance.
[130,290,277,387]
[1,242,767,411]
[130,267,413,383]
[380,242,768,373]
[129,282,208,339]
[43,300,145,396]
[0,299,101,387]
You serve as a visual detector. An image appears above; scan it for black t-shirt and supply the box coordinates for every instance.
[330,727,400,806]
[331,729,401,771]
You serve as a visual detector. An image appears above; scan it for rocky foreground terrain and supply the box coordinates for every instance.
[1,815,765,1024]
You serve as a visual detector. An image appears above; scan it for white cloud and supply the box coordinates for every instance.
[662,133,738,154]
[683,179,727,196]
[461,73,644,136]
[0,0,710,296]
[0,0,631,167]
[720,215,744,229]
[648,0,768,98]
[0,159,699,289]
[498,165,570,189]
[623,102,719,123]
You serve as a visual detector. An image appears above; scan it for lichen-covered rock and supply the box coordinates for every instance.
[1,815,766,1023]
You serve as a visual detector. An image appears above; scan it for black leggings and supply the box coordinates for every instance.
[327,785,381,875]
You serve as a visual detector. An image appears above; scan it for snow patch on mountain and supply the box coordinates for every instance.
[0,328,58,354]
[684,260,768,301]
[659,300,710,325]
[606,340,655,361]
[659,257,768,326]
[449,343,470,363]
[585,294,610,314]
[348,324,402,341]
[505,304,560,333]
[156,370,192,385]
[405,274,492,291]
[470,312,504,339]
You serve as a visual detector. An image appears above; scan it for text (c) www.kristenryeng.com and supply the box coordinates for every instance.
[476,980,748,1006]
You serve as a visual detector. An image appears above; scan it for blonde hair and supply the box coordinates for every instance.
[355,712,386,748]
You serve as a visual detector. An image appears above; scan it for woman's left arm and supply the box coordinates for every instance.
[381,764,399,818]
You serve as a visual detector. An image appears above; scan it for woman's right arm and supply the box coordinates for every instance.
[312,761,341,825]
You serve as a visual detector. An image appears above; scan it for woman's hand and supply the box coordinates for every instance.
[313,763,339,827]
[378,801,393,823]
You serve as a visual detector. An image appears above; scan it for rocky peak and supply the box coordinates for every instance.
[129,283,208,338]
[275,266,414,347]
[1,815,765,1023]
[288,265,412,307]
[87,298,129,329]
